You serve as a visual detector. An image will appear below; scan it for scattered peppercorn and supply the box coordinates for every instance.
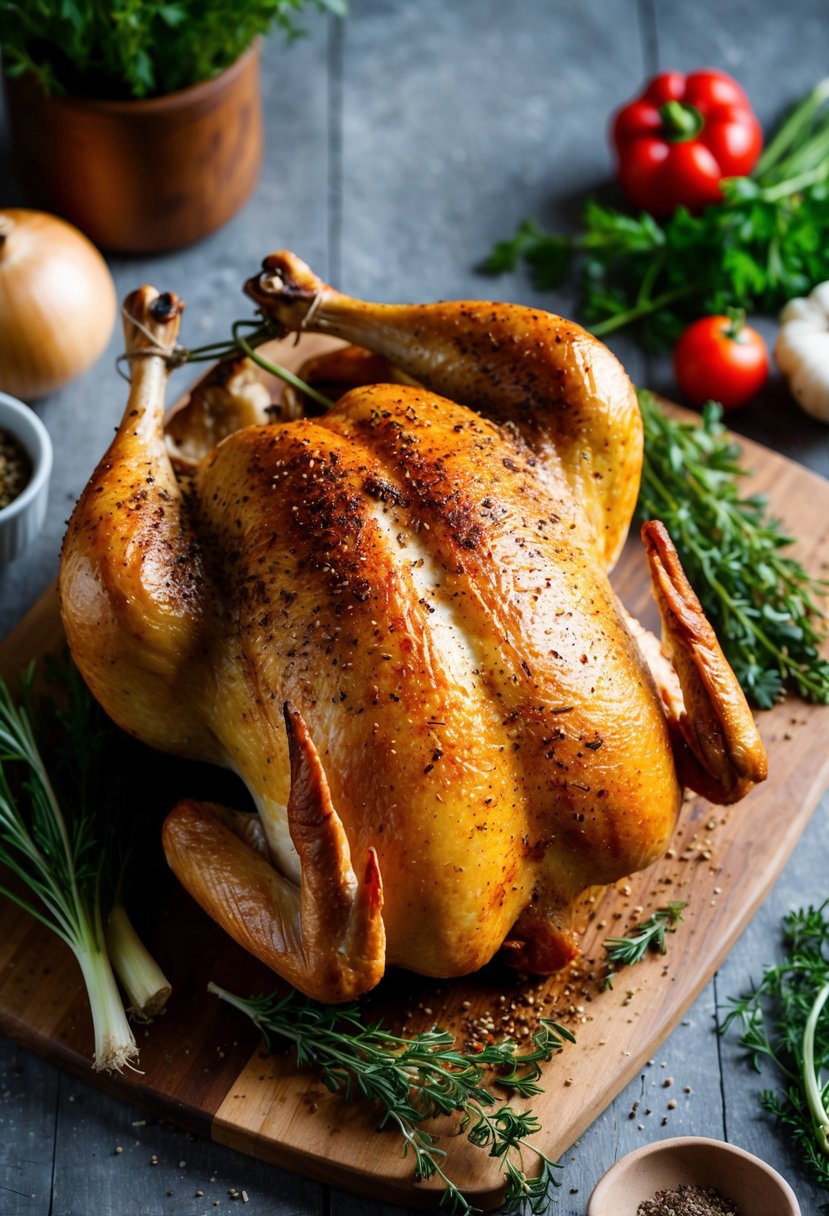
[0,428,31,510]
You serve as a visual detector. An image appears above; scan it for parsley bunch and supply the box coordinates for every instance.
[1,0,347,101]
[209,983,575,1214]
[637,391,829,708]
[485,79,829,347]
[722,903,829,1202]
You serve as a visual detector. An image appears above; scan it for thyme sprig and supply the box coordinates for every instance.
[208,983,575,1214]
[637,391,829,708]
[721,903,829,1200]
[603,901,686,989]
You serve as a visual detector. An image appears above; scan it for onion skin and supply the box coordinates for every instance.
[0,209,116,400]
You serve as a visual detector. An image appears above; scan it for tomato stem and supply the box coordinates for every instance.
[724,307,746,341]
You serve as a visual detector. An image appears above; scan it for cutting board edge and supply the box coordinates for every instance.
[0,990,234,1139]
[211,1115,510,1212]
[543,755,829,1162]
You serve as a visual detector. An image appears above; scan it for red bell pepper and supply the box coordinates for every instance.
[611,69,763,216]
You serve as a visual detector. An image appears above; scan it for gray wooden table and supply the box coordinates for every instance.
[2,1,829,1212]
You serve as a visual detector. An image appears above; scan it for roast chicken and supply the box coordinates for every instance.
[59,253,767,1002]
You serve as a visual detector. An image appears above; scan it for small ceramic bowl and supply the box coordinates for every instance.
[0,391,53,564]
[587,1136,801,1216]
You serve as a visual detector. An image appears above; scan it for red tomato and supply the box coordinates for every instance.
[611,69,763,216]
[673,315,769,411]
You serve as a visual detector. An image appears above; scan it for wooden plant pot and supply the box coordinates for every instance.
[3,44,263,253]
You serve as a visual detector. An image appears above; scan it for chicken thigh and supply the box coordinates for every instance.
[59,257,767,1002]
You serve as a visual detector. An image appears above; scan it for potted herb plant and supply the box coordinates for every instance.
[0,0,346,252]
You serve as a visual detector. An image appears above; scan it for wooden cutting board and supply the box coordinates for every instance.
[1,342,829,1210]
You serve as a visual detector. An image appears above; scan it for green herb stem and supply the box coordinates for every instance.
[230,322,335,410]
[181,320,277,364]
[168,316,336,414]
[761,163,829,203]
[603,902,686,988]
[803,981,829,1156]
[0,662,168,1071]
[755,78,829,180]
[106,902,172,1021]
[590,283,695,337]
[208,982,571,1214]
[637,392,829,707]
[640,456,829,703]
[722,903,829,1196]
[485,79,829,349]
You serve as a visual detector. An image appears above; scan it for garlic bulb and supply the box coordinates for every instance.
[775,281,829,424]
[0,209,116,401]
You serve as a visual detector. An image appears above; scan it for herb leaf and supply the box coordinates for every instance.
[637,392,829,708]
[1,0,348,100]
[209,983,575,1214]
[0,656,171,1064]
[0,665,137,1070]
[484,81,829,348]
[721,902,829,1201]
[603,901,686,988]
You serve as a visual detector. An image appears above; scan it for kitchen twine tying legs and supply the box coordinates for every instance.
[115,290,325,377]
[116,306,189,381]
[298,289,324,331]
[116,298,335,410]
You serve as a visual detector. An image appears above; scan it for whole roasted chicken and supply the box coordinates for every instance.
[60,253,767,1002]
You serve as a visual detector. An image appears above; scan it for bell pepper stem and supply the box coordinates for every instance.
[660,100,705,142]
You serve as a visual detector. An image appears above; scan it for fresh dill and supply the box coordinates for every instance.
[209,983,575,1214]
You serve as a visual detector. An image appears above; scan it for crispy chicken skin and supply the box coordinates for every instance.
[59,258,767,1001]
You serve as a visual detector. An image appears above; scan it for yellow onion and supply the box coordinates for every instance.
[0,209,116,400]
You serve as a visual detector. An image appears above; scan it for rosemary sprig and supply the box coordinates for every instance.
[637,391,829,708]
[603,901,686,989]
[721,903,829,1200]
[208,983,575,1214]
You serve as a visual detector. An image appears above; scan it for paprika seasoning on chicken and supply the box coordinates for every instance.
[611,69,763,216]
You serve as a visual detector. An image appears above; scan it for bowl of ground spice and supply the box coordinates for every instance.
[0,391,53,564]
[587,1136,800,1216]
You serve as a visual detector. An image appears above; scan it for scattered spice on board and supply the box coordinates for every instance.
[637,1183,742,1216]
[0,428,31,509]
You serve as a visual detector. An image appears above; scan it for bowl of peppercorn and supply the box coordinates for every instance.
[0,391,53,564]
[586,1135,800,1216]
